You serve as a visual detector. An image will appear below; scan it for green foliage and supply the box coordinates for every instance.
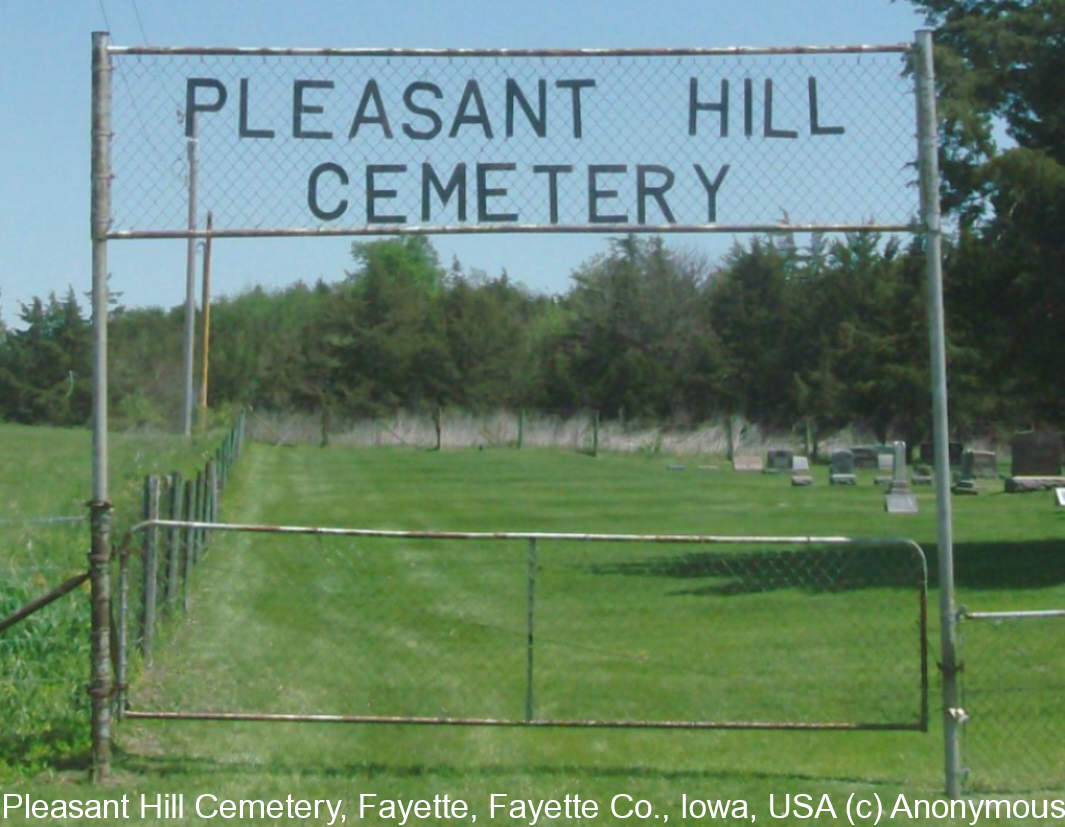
[559,236,715,420]
[0,422,237,778]
[910,0,1065,218]
[0,290,91,426]
[907,0,1065,424]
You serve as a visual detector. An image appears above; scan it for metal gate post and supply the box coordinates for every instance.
[915,29,962,799]
[89,30,114,783]
[525,538,537,721]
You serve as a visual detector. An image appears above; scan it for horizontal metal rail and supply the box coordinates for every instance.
[0,571,90,634]
[122,710,922,731]
[124,518,925,550]
[962,609,1065,621]
[108,44,911,58]
[108,222,921,242]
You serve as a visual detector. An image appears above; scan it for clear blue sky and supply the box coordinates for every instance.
[0,0,929,326]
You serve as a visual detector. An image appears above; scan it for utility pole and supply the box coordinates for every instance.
[198,211,213,429]
[181,111,198,437]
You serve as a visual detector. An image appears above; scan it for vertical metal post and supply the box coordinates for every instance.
[141,475,160,664]
[191,472,202,564]
[916,29,962,799]
[525,538,537,721]
[591,410,600,457]
[182,479,193,612]
[165,472,182,609]
[207,459,218,524]
[198,211,213,430]
[116,542,128,719]
[89,30,113,784]
[181,113,198,437]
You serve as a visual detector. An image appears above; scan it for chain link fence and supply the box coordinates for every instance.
[959,610,1065,794]
[106,46,917,237]
[122,531,927,731]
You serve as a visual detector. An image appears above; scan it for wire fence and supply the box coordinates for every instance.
[0,413,247,773]
[105,45,917,238]
[959,609,1065,794]
[112,412,246,711]
[119,528,928,732]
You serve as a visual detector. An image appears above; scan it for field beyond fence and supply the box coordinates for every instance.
[2,427,1063,821]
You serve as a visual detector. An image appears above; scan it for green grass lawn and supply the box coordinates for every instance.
[4,437,1064,824]
[0,423,233,779]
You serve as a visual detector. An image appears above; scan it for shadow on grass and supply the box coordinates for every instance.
[113,745,915,789]
[588,539,1065,596]
[949,539,1065,589]
[588,545,926,596]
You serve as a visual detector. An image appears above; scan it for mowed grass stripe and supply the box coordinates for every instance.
[121,444,944,791]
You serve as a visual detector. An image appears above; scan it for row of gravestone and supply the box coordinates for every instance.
[754,431,1063,481]
[758,446,907,480]
[763,443,918,511]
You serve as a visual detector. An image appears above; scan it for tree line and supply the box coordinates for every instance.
[1,0,1061,446]
[0,226,1056,448]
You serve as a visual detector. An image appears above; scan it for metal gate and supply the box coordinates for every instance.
[116,522,929,733]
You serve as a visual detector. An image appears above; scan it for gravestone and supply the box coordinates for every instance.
[920,441,964,466]
[961,450,998,479]
[765,449,793,473]
[885,441,918,513]
[733,455,764,472]
[875,451,894,486]
[790,455,813,486]
[851,445,881,470]
[829,450,856,485]
[1010,432,1063,477]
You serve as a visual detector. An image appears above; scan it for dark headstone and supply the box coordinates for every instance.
[831,450,855,474]
[1011,432,1063,477]
[851,445,881,470]
[920,441,964,466]
[765,449,793,473]
[830,450,857,485]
